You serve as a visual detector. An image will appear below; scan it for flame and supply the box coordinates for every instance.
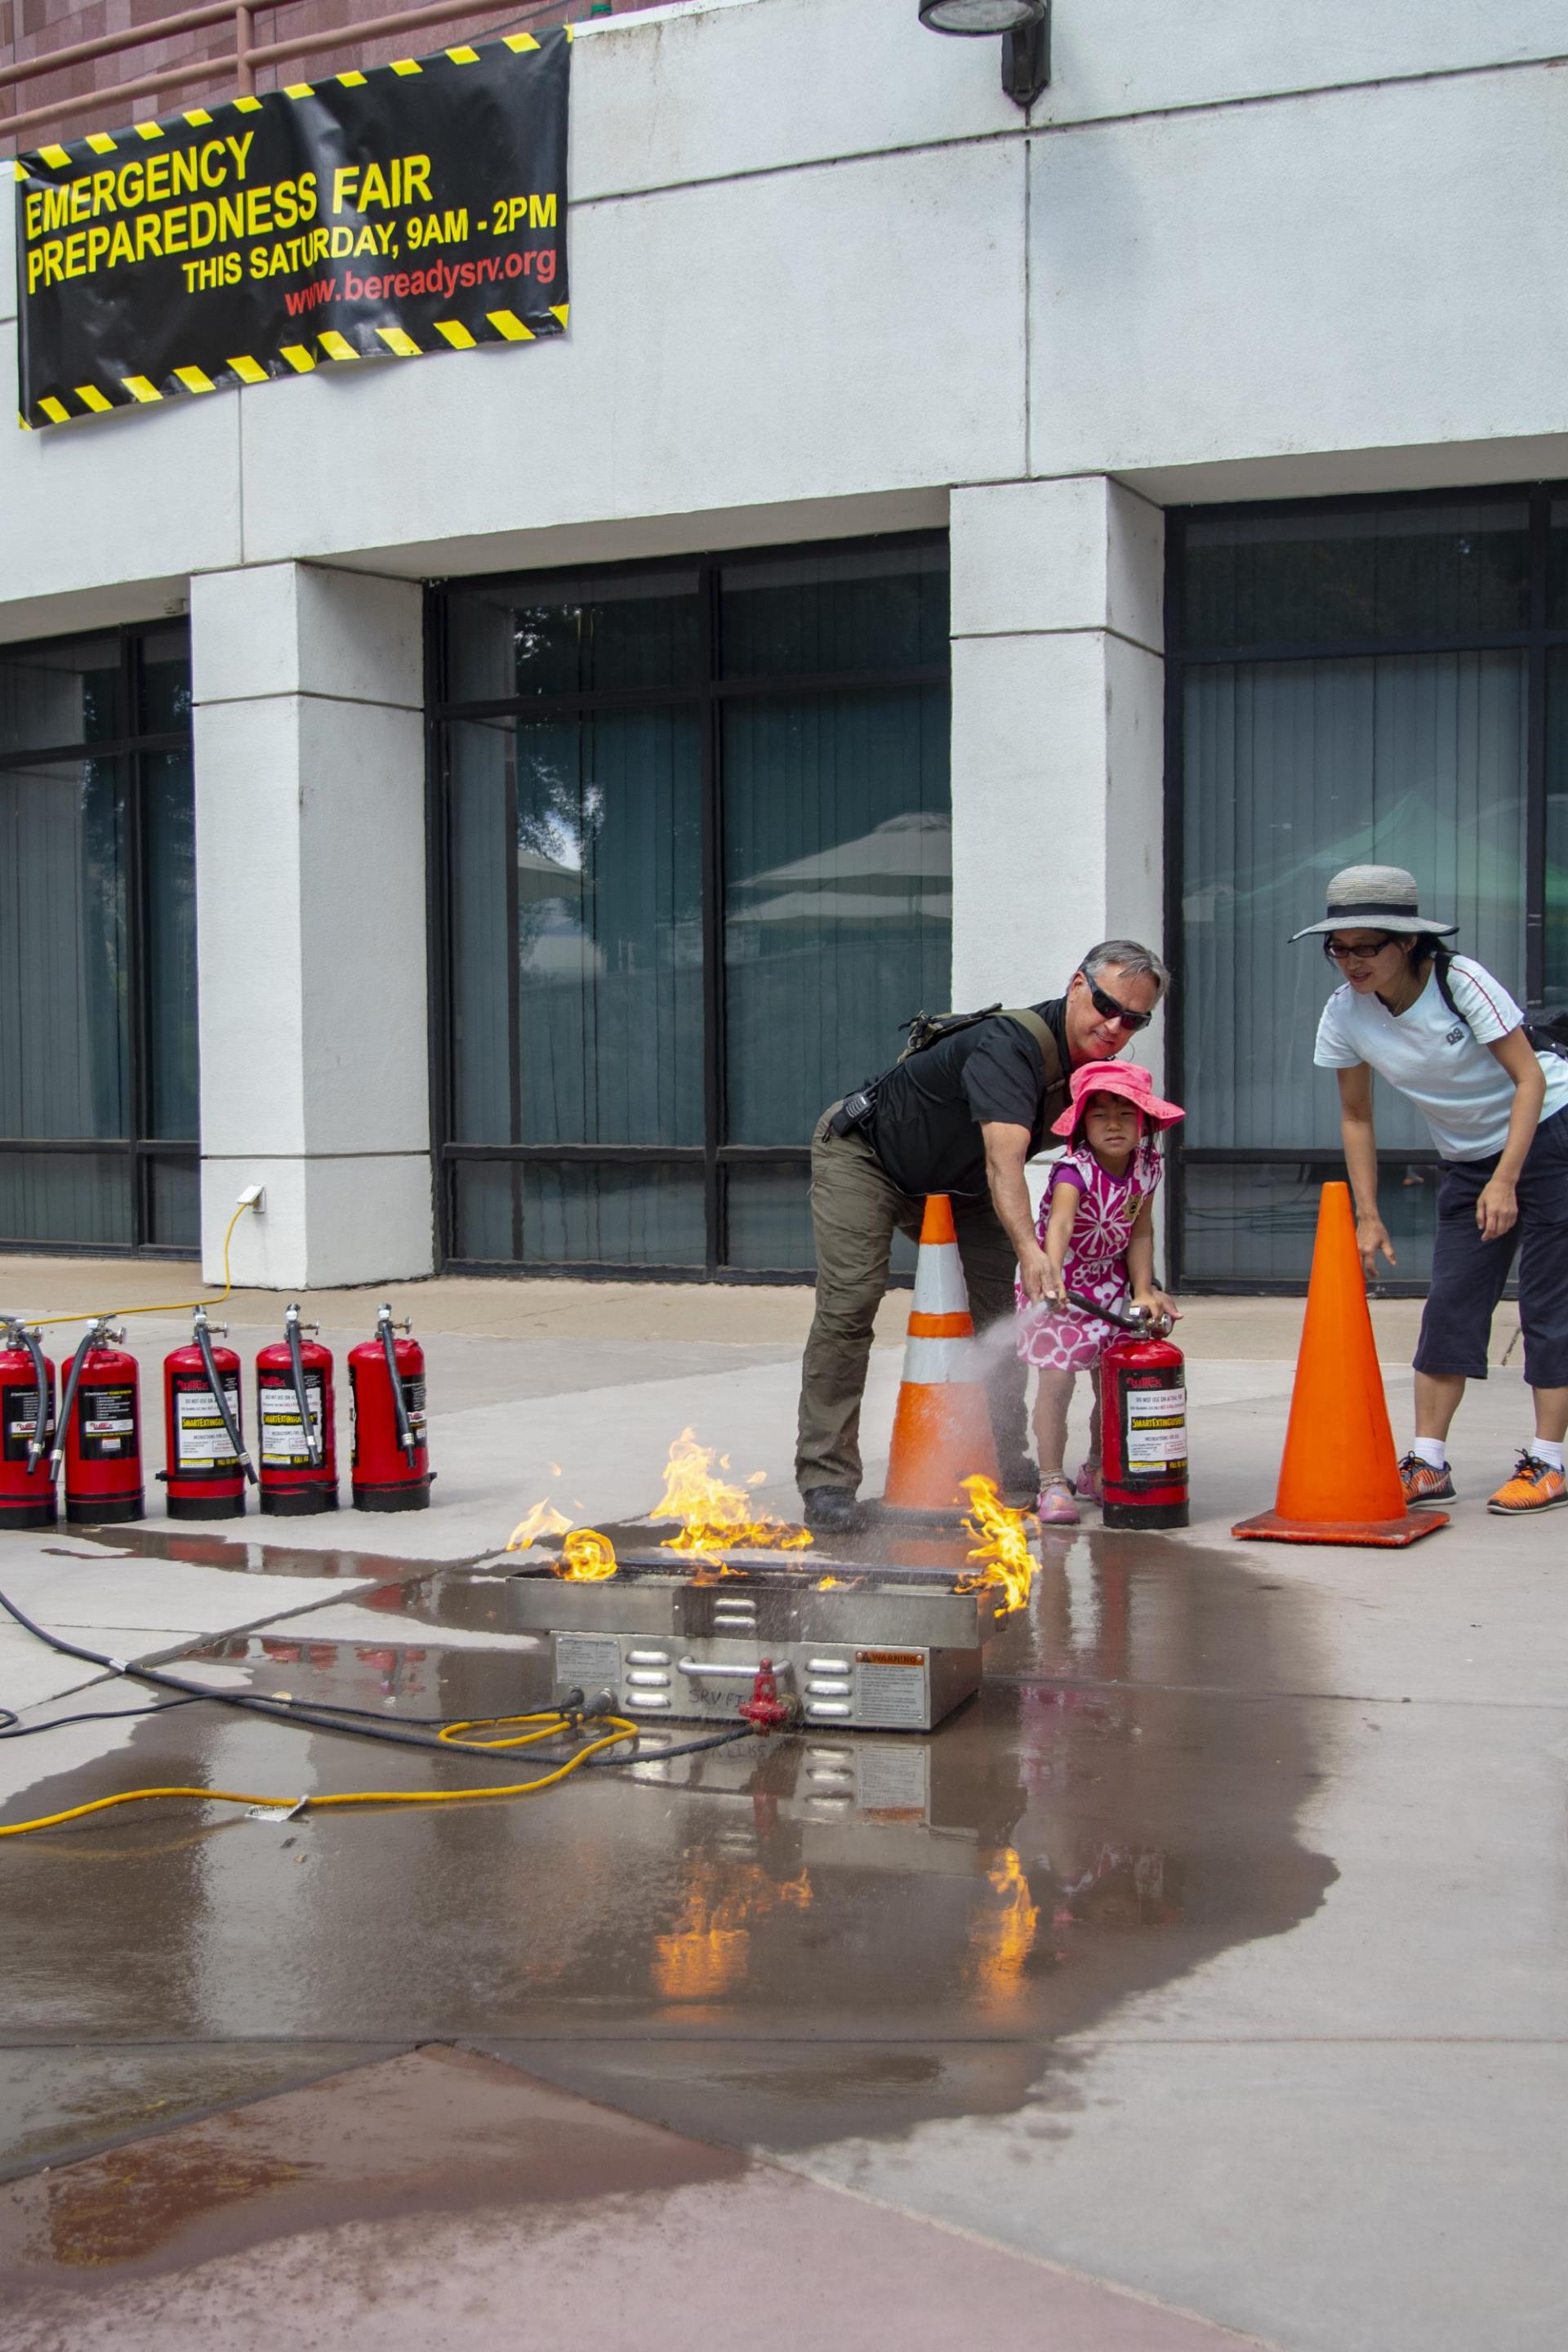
[652,1860,813,2002]
[972,1846,1041,2003]
[652,1427,813,1560]
[555,1529,619,1583]
[956,1474,1036,1615]
[506,1498,573,1551]
[815,1574,845,1590]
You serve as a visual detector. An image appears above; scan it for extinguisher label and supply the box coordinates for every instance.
[1122,1383,1187,1476]
[78,1385,137,1459]
[2,1390,56,1460]
[174,1379,241,1469]
[260,1372,325,1465]
[402,1377,426,1437]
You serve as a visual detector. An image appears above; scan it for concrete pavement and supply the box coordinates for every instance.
[0,1262,1561,2350]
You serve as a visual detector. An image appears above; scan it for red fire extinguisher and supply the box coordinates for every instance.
[0,1319,56,1531]
[160,1307,255,1521]
[1071,1291,1188,1530]
[56,1320,145,1526]
[256,1305,336,1516]
[348,1303,432,1512]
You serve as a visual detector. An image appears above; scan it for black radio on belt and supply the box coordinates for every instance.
[829,1089,878,1138]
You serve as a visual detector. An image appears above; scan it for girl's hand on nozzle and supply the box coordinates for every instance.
[1355,1211,1396,1281]
[1133,1287,1181,1325]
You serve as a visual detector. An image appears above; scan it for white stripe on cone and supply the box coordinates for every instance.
[910,1232,971,1320]
[898,1334,986,1385]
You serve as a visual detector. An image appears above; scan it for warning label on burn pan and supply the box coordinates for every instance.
[853,1649,928,1729]
[554,1634,620,1695]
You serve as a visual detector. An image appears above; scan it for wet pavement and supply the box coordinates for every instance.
[2,1310,1566,2349]
[1,2048,1265,2351]
[2,1531,1333,2151]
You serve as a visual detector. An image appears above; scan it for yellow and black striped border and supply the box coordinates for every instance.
[16,30,571,432]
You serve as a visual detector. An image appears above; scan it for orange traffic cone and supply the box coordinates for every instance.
[1233,1182,1449,1548]
[878,1194,1000,1516]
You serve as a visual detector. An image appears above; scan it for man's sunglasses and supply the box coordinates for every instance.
[1088,981,1152,1034]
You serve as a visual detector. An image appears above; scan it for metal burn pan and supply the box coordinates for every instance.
[495,1546,1007,1732]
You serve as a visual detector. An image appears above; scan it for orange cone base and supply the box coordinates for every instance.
[878,1382,998,1516]
[1232,1507,1450,1549]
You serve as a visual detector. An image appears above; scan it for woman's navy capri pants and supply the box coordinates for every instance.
[1414,1105,1568,1387]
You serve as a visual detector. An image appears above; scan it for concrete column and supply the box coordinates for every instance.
[948,475,1166,1067]
[190,562,431,1286]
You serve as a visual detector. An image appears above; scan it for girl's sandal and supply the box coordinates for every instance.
[1036,1475,1080,1528]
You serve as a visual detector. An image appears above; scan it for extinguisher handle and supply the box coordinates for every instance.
[1063,1288,1173,1339]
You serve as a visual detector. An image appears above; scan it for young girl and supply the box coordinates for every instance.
[1018,1061,1184,1526]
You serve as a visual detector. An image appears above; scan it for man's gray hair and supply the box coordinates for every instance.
[1079,939,1170,998]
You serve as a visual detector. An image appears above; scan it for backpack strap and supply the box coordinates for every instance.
[997,1007,1065,1107]
[1432,949,1467,1031]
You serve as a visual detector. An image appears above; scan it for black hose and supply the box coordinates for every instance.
[378,1306,418,1467]
[51,1330,96,1480]
[194,1313,256,1487]
[1063,1288,1168,1336]
[10,1324,51,1473]
[285,1307,323,1469]
[2,1697,203,1739]
[0,1585,779,1775]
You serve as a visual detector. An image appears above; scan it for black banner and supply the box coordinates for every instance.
[15,29,568,429]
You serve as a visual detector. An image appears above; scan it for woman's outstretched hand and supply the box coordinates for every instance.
[1356,1211,1396,1280]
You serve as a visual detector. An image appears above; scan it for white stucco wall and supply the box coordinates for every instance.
[2,0,1561,1273]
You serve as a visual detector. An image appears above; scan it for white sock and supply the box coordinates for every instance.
[1411,1437,1449,1470]
[1530,1437,1565,1472]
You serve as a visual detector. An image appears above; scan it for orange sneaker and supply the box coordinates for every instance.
[1486,1452,1568,1515]
[1397,1452,1455,1505]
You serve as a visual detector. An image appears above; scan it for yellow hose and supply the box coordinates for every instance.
[25,1200,255,1334]
[0,1708,640,1839]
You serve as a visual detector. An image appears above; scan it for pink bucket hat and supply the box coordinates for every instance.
[1051,1060,1184,1138]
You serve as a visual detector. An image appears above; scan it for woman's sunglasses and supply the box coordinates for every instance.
[1088,981,1152,1034]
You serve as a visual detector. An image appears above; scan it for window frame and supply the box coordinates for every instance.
[0,617,198,1258]
[1164,481,1566,1294]
[426,531,951,1281]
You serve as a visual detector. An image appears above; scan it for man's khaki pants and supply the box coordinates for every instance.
[795,1102,1028,1497]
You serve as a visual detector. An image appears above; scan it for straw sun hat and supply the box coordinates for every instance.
[1289,863,1459,942]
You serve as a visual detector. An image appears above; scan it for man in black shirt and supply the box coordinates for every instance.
[796,941,1169,1531]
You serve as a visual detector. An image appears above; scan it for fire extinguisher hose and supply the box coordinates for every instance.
[49,1328,97,1478]
[11,1322,50,1474]
[194,1312,256,1486]
[378,1306,418,1467]
[287,1308,323,1469]
[0,1584,755,1841]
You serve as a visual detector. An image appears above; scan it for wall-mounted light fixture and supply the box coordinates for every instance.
[918,0,1050,111]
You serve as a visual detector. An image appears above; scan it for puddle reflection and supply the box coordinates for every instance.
[3,1528,1337,2154]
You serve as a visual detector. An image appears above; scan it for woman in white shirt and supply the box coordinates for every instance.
[1298,864,1568,1516]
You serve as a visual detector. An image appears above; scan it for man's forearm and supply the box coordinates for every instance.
[985,1152,1039,1263]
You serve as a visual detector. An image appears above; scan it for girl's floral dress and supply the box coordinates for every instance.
[1016,1138,1163,1373]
